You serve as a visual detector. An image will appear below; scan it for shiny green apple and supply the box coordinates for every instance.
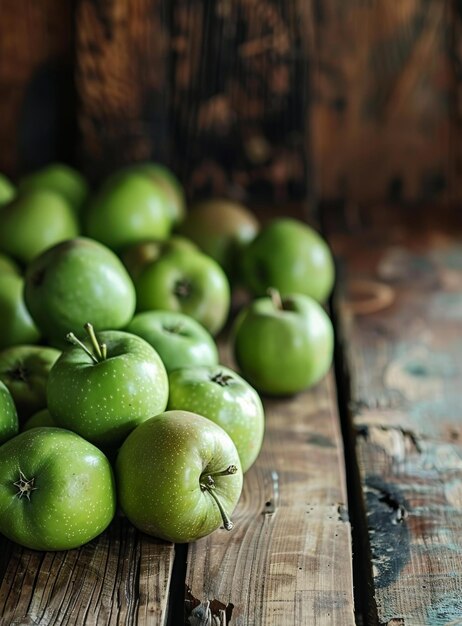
[19,163,89,214]
[121,236,198,280]
[126,310,218,373]
[116,410,243,543]
[240,218,335,302]
[0,173,15,206]
[168,365,265,472]
[0,427,116,550]
[22,408,56,431]
[0,273,40,349]
[24,237,136,347]
[135,248,230,336]
[0,344,60,421]
[178,198,259,278]
[232,291,334,395]
[0,189,79,265]
[123,162,186,226]
[85,171,172,250]
[0,253,20,275]
[0,380,19,444]
[47,325,169,447]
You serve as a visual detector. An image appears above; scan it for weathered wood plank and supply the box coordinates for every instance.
[170,0,309,202]
[74,0,460,205]
[185,345,355,623]
[0,0,74,177]
[311,0,455,205]
[75,0,171,182]
[0,517,174,625]
[327,206,462,625]
[0,272,354,625]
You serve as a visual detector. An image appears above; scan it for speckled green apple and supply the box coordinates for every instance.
[121,236,198,280]
[232,291,334,395]
[178,198,259,278]
[0,345,60,422]
[122,162,186,227]
[22,408,56,432]
[0,173,15,206]
[24,237,136,347]
[167,365,264,472]
[0,273,40,349]
[0,189,79,265]
[126,310,218,373]
[47,326,169,447]
[0,253,20,275]
[0,380,18,444]
[19,163,89,214]
[116,410,243,543]
[0,427,116,551]
[240,218,335,303]
[135,248,230,336]
[85,171,171,250]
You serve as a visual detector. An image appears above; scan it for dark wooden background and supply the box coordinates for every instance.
[0,0,460,205]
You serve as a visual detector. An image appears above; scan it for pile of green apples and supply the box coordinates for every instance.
[0,162,334,552]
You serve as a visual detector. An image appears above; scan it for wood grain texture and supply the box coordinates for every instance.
[326,205,462,625]
[74,0,461,204]
[0,0,74,177]
[0,242,355,626]
[2,0,460,206]
[170,0,309,203]
[76,0,171,182]
[184,345,355,624]
[0,517,174,626]
[311,0,455,205]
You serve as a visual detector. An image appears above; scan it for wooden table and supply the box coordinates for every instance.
[1,205,461,625]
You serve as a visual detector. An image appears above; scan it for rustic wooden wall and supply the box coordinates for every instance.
[0,0,75,178]
[76,0,171,181]
[311,0,457,205]
[0,0,460,205]
[168,0,309,202]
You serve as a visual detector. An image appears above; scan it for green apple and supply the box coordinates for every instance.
[123,162,186,226]
[232,291,334,395]
[0,189,79,265]
[19,163,89,214]
[0,273,40,349]
[167,365,264,472]
[0,427,116,550]
[47,324,169,447]
[0,380,19,444]
[24,237,136,347]
[22,408,56,431]
[121,236,198,280]
[116,410,243,543]
[0,253,20,275]
[135,248,230,336]
[240,218,335,302]
[0,173,15,205]
[85,171,172,250]
[0,345,60,421]
[126,310,218,373]
[178,198,259,277]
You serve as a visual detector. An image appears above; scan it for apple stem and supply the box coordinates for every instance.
[173,278,192,299]
[66,332,99,364]
[210,465,238,477]
[267,287,283,310]
[101,343,108,360]
[210,372,234,387]
[84,322,104,359]
[13,469,37,500]
[200,477,234,531]
[163,323,185,335]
